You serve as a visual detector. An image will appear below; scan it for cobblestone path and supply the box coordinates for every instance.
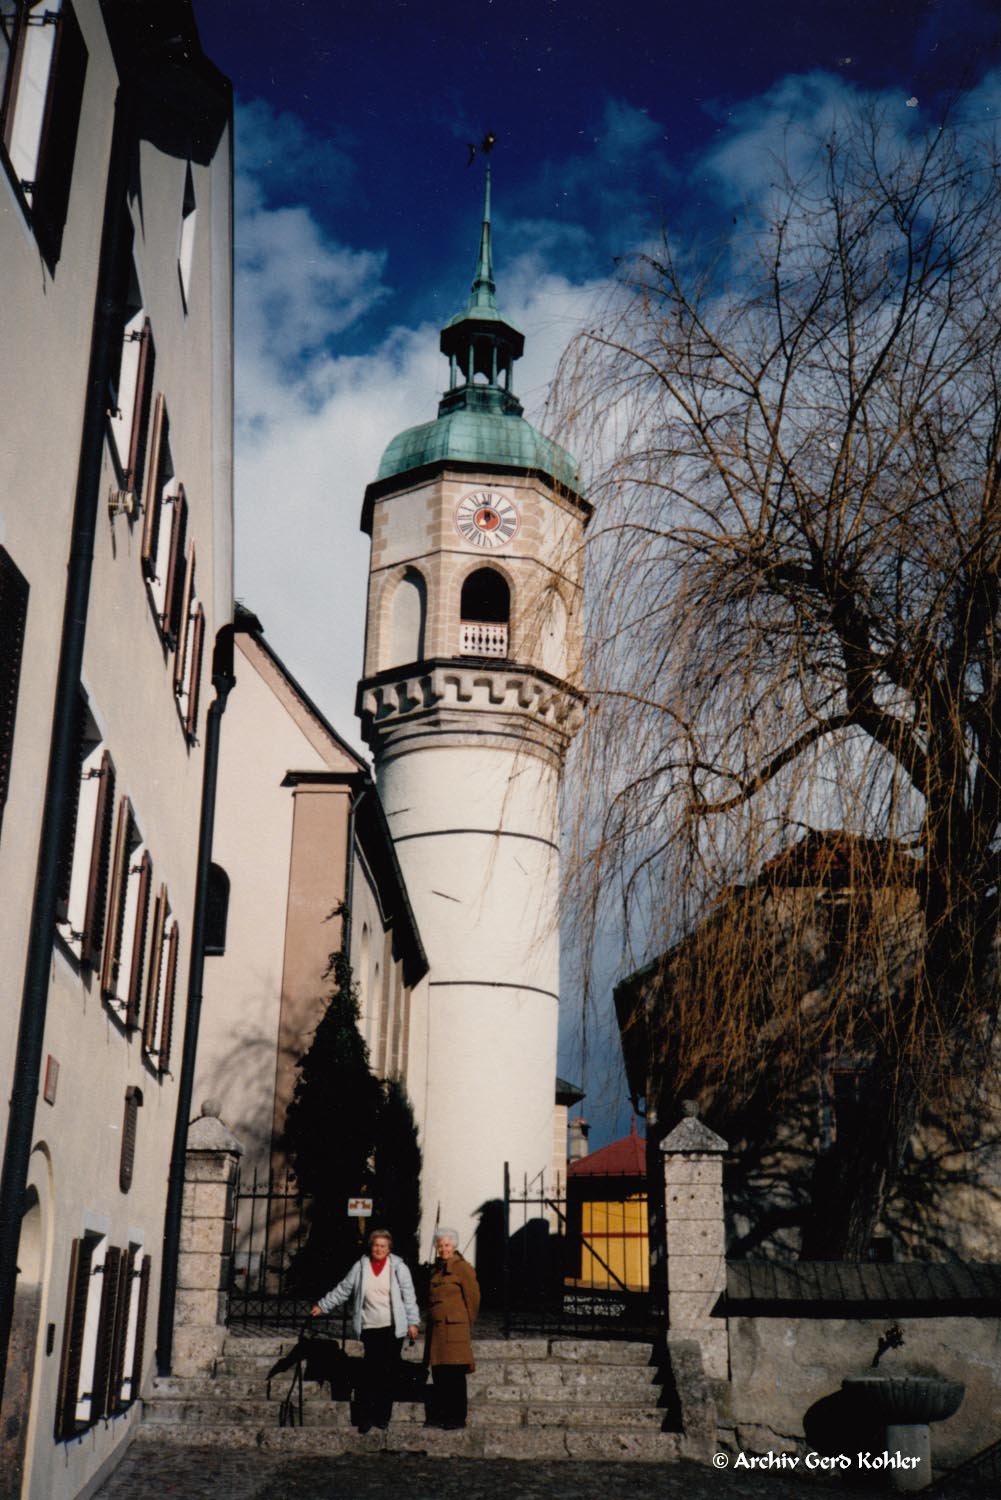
[92,1443,908,1500]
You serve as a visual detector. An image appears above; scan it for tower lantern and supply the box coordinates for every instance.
[356,161,590,1254]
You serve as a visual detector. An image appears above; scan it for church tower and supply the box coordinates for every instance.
[357,163,589,1250]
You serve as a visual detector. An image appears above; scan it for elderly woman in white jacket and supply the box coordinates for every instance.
[310,1228,420,1433]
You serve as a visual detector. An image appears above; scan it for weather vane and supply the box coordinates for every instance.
[466,132,497,166]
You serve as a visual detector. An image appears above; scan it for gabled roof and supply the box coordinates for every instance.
[567,1119,646,1179]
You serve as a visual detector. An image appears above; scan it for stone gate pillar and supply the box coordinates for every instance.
[661,1102,728,1380]
[173,1100,242,1376]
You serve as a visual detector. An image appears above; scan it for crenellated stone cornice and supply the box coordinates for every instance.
[356,657,586,767]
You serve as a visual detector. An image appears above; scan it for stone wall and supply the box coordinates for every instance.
[172,1105,241,1377]
[722,1313,1001,1470]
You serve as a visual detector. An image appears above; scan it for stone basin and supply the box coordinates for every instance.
[842,1375,965,1424]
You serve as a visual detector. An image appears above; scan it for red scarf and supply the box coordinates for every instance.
[369,1256,387,1276]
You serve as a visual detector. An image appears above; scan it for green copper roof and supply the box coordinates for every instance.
[377,405,581,491]
[374,159,582,495]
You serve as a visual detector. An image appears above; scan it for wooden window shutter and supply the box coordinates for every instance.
[80,749,115,968]
[184,603,205,740]
[126,850,152,1028]
[111,1245,137,1410]
[0,546,29,840]
[0,9,28,151]
[91,1245,121,1421]
[119,1086,141,1192]
[172,544,195,694]
[55,691,87,916]
[139,389,165,567]
[143,884,166,1054]
[55,1236,93,1440]
[129,329,157,514]
[158,923,179,1075]
[100,798,131,998]
[30,1,88,271]
[162,486,188,643]
[129,1254,151,1404]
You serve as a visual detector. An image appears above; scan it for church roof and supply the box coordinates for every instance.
[373,158,582,497]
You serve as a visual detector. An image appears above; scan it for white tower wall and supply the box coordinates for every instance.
[377,741,561,1247]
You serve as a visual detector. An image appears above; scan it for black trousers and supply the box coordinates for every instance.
[431,1364,467,1426]
[358,1327,403,1427]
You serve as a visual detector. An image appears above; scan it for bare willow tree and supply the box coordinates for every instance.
[554,103,1001,1258]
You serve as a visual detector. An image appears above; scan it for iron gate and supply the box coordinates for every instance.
[502,1163,663,1339]
[227,1167,324,1329]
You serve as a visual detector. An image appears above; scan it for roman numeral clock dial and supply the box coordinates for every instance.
[453,490,519,549]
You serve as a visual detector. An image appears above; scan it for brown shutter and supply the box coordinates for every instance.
[143,884,166,1055]
[139,389,165,566]
[101,798,131,998]
[0,8,28,150]
[184,603,205,740]
[173,545,195,694]
[126,851,152,1029]
[158,923,179,1075]
[81,749,115,968]
[162,486,188,643]
[30,1,88,271]
[55,692,87,916]
[129,326,157,513]
[91,1246,121,1421]
[55,1236,94,1440]
[129,1254,151,1404]
[119,1086,140,1192]
[0,547,29,841]
[109,1244,135,1412]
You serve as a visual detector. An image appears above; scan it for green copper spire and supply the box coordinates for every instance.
[439,156,524,418]
[467,160,496,313]
[370,152,583,498]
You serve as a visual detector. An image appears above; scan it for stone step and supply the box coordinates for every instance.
[131,1417,682,1462]
[220,1334,656,1366]
[142,1394,668,1431]
[215,1352,659,1393]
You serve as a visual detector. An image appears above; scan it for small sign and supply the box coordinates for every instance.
[347,1197,373,1217]
[43,1055,59,1105]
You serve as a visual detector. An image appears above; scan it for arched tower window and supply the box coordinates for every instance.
[388,569,427,667]
[459,568,510,658]
[204,863,230,955]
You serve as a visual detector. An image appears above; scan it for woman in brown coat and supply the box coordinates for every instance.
[425,1228,480,1429]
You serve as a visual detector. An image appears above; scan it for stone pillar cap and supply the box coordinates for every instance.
[660,1107,728,1155]
[187,1102,243,1154]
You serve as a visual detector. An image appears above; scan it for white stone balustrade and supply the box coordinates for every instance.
[459,620,508,656]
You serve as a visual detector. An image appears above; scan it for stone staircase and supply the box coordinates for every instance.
[137,1332,689,1460]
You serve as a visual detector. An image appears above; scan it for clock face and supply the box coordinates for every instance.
[453,490,519,549]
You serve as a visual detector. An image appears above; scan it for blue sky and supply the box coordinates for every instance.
[193,0,1000,1143]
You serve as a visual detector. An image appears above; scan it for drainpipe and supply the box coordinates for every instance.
[0,82,137,1408]
[342,782,369,961]
[156,627,235,1376]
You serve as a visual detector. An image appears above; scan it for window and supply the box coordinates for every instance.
[177,161,196,308]
[459,567,510,657]
[139,393,170,580]
[142,885,178,1073]
[101,802,153,1031]
[173,544,204,741]
[1,0,88,269]
[204,863,229,955]
[55,1238,149,1438]
[108,257,157,510]
[0,546,29,842]
[55,697,116,969]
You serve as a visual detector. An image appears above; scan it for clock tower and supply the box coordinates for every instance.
[357,165,589,1252]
